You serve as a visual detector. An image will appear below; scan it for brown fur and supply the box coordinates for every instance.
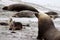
[36,13,60,40]
[45,11,58,19]
[9,21,22,30]
[0,22,8,26]
[2,4,39,12]
[9,18,30,30]
[12,10,38,18]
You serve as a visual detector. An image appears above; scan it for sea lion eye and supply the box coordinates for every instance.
[50,15,52,18]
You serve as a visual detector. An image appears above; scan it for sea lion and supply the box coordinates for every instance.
[12,10,38,18]
[0,22,8,26]
[36,12,60,40]
[45,11,58,19]
[2,4,39,12]
[9,21,23,30]
[9,18,30,30]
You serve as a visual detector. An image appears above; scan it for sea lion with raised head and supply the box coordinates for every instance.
[35,12,60,40]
